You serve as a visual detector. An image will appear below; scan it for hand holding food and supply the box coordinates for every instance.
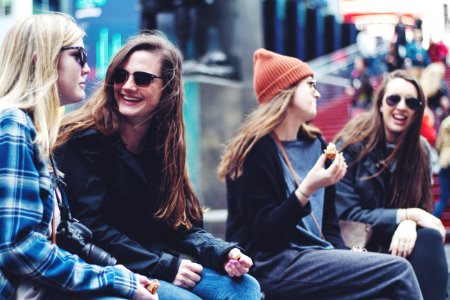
[145,279,160,295]
[224,248,253,277]
[324,142,337,160]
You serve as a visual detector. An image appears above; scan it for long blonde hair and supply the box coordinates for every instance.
[218,86,321,180]
[57,32,202,229]
[0,13,84,159]
[420,62,446,98]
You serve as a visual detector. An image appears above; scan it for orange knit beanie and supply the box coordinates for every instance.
[253,48,314,104]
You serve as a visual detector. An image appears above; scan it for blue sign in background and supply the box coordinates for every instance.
[72,0,140,88]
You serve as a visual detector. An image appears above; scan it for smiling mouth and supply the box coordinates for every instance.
[122,95,142,103]
[393,114,407,121]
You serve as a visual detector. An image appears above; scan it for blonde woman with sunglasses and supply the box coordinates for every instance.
[0,13,157,300]
[55,32,260,300]
[334,70,448,299]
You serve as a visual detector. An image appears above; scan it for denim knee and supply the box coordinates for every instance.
[232,274,261,300]
[192,268,262,300]
[203,273,261,300]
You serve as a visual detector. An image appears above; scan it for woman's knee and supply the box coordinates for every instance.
[233,274,261,300]
[157,280,201,300]
[416,227,442,245]
[192,268,261,300]
[209,274,261,300]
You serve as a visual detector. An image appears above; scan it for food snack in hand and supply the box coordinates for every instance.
[232,252,242,260]
[145,279,160,294]
[324,142,337,160]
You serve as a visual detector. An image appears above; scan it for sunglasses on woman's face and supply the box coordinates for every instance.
[112,68,163,87]
[61,46,87,68]
[385,94,423,111]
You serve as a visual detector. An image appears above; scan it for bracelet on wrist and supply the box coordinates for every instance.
[298,189,311,199]
[405,208,409,220]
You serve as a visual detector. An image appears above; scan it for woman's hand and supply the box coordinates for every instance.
[299,153,347,197]
[407,208,446,241]
[114,265,158,300]
[224,248,253,277]
[389,220,417,258]
[173,259,203,288]
[132,280,159,300]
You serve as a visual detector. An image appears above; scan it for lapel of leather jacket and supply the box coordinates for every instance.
[105,133,151,189]
[363,148,386,195]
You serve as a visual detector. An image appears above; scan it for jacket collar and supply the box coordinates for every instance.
[361,144,386,193]
[73,129,150,187]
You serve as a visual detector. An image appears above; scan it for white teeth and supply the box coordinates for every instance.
[122,95,140,102]
[393,114,406,120]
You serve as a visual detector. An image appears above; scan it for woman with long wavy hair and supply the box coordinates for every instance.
[218,49,422,299]
[56,32,260,300]
[0,13,156,300]
[334,70,448,299]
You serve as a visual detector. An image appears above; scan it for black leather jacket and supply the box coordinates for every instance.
[335,140,429,251]
[56,128,237,282]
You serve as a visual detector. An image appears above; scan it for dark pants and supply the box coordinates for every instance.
[252,248,422,300]
[406,228,447,300]
[374,227,447,300]
[433,166,450,218]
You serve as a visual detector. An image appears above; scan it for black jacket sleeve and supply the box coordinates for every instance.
[162,226,240,273]
[56,140,181,282]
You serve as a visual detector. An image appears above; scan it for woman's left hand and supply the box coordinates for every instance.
[389,220,417,258]
[224,248,252,277]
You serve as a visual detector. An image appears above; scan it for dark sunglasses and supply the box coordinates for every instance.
[61,46,87,68]
[385,94,423,111]
[112,68,163,87]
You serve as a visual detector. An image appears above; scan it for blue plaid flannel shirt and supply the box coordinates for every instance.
[0,108,137,299]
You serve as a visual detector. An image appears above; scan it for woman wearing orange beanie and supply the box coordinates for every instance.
[218,49,422,299]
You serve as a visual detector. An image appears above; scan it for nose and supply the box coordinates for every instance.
[82,62,90,75]
[314,89,321,99]
[121,74,137,90]
[396,97,408,110]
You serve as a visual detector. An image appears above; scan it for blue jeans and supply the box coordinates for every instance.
[158,267,261,300]
[433,166,450,218]
[45,267,261,300]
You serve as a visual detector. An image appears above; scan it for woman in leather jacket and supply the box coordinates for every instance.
[55,32,260,300]
[334,70,448,300]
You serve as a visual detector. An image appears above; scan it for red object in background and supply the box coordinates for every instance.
[428,41,449,64]
[421,114,437,145]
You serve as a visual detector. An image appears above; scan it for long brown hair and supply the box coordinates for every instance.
[333,70,432,211]
[218,85,321,181]
[57,32,202,228]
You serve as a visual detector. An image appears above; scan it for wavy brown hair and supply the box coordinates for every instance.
[218,85,321,181]
[57,32,202,228]
[333,70,432,211]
